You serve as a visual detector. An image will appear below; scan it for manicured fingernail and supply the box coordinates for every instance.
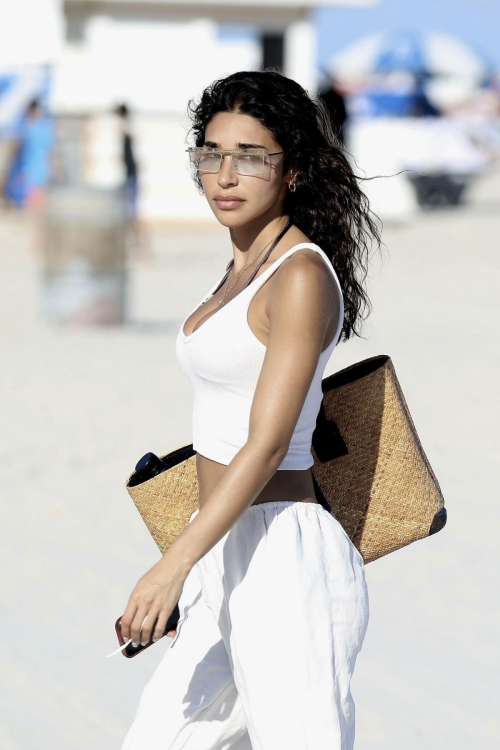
[152,638,159,642]
[141,642,147,647]
[132,641,138,648]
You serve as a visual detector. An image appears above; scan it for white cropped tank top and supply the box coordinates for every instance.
[175,242,344,470]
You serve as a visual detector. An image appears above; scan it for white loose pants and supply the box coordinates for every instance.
[121,500,369,750]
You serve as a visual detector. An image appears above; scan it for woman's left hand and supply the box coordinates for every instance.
[120,553,190,646]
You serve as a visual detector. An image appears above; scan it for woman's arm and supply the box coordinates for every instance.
[120,252,340,645]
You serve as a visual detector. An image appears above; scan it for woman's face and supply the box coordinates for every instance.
[199,111,291,229]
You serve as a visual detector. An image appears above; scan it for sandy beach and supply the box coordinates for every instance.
[1,169,499,749]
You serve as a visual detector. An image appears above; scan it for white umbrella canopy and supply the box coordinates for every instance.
[327,28,489,83]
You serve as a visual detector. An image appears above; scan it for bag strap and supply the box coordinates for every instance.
[210,219,292,297]
[243,219,293,288]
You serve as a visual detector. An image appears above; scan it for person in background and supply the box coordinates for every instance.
[1,98,55,252]
[318,76,348,147]
[410,73,441,118]
[115,103,151,261]
[2,98,55,208]
[115,104,139,217]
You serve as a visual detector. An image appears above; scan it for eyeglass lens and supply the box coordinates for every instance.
[189,150,271,176]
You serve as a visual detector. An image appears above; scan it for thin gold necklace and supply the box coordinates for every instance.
[217,226,284,307]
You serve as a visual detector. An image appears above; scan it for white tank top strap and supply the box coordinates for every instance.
[243,242,344,310]
[185,241,341,318]
[242,242,344,350]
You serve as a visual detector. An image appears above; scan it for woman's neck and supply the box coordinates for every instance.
[229,215,291,274]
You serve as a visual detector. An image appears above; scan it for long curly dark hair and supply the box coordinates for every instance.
[186,69,383,343]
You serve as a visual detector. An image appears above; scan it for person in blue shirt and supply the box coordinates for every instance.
[2,98,55,210]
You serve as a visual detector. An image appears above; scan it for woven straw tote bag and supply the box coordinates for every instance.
[125,355,447,564]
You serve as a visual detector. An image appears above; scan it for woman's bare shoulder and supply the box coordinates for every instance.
[267,242,340,335]
[274,239,337,298]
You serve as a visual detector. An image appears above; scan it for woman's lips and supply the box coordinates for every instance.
[214,197,245,210]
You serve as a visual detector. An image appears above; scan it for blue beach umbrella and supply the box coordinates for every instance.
[375,29,428,75]
[328,28,491,84]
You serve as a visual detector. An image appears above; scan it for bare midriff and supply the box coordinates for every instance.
[196,453,319,510]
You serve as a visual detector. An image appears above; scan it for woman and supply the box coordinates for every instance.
[120,70,381,750]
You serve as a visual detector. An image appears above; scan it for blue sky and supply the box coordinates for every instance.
[314,0,499,76]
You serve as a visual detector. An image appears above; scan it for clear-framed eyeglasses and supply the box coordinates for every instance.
[186,147,286,177]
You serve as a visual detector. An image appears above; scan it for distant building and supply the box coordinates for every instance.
[1,0,377,221]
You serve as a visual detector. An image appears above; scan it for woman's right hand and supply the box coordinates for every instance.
[120,550,189,646]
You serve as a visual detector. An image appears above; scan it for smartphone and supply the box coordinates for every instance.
[115,604,180,658]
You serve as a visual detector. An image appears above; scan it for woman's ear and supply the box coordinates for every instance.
[284,162,298,190]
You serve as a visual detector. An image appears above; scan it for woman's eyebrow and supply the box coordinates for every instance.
[237,142,267,149]
[203,141,267,149]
